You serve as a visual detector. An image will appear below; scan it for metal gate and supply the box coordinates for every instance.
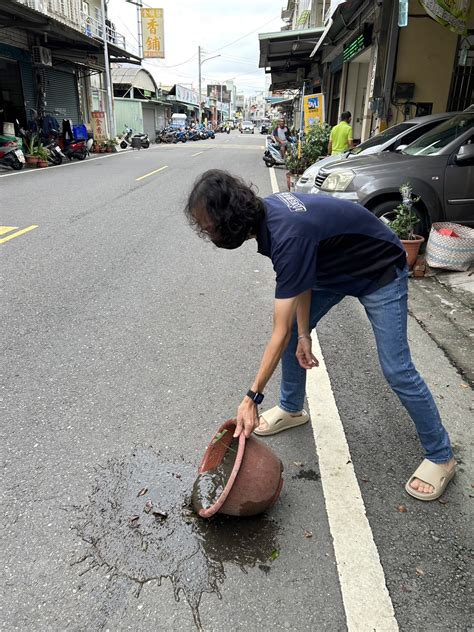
[142,106,156,138]
[41,66,80,123]
[448,32,474,111]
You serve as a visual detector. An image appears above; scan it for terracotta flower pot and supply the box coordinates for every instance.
[194,419,284,519]
[401,235,425,269]
[26,155,38,166]
[37,160,49,168]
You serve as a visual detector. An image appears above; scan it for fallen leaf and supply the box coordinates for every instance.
[397,505,408,513]
[460,384,468,389]
[401,584,412,592]
[361,476,370,483]
[304,530,313,538]
[415,567,425,576]
[137,487,148,497]
[438,497,449,505]
[129,514,140,523]
[293,461,304,467]
[144,500,153,514]
[152,509,168,519]
[346,459,352,465]
[269,549,280,561]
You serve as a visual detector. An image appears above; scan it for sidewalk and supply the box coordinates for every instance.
[408,264,474,385]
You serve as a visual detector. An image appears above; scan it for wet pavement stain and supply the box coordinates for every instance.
[293,469,320,481]
[73,448,280,630]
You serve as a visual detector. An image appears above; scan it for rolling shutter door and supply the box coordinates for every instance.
[42,67,80,123]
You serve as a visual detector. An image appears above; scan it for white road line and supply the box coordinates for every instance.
[268,167,398,632]
[269,166,279,193]
[308,335,398,631]
[191,151,204,157]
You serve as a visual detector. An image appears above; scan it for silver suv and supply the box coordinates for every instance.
[310,110,474,230]
[295,113,456,194]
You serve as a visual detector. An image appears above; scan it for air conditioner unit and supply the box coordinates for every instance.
[32,46,52,66]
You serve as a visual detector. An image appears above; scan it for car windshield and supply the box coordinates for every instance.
[403,112,474,156]
[351,122,413,154]
[243,121,252,125]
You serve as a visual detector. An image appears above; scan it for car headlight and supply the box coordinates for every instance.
[320,171,354,192]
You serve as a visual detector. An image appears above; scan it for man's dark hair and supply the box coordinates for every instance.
[185,169,265,249]
[341,111,352,122]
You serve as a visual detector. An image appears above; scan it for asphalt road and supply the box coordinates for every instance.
[1,133,472,631]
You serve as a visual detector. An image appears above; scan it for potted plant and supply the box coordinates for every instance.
[35,144,49,168]
[24,133,39,166]
[388,183,425,268]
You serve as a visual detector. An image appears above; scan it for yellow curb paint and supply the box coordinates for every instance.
[0,226,19,235]
[0,225,38,244]
[135,165,168,181]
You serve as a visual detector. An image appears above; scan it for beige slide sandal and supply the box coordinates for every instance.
[254,405,310,437]
[405,458,456,501]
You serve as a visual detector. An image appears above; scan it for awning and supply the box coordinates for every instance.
[259,26,324,90]
[111,66,157,92]
[310,0,365,57]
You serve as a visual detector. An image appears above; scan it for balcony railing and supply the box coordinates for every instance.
[14,0,130,54]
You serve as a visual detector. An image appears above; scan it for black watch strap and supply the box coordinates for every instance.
[247,389,264,405]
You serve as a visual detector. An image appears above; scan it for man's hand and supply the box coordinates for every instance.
[234,397,259,438]
[296,336,319,369]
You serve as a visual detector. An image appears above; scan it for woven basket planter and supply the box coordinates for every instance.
[426,222,474,272]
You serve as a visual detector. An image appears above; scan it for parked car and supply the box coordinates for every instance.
[309,109,474,231]
[240,120,255,134]
[295,113,457,193]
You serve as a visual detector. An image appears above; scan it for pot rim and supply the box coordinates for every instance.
[401,234,425,244]
[197,419,246,518]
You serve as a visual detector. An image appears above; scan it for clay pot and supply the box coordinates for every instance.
[401,235,425,269]
[37,160,49,168]
[26,155,38,166]
[195,419,284,519]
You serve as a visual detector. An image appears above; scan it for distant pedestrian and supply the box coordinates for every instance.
[328,111,353,155]
[185,170,456,501]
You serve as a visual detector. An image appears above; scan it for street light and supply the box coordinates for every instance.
[198,47,220,123]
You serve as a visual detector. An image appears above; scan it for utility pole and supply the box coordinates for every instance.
[101,0,115,137]
[136,1,143,57]
[198,46,202,124]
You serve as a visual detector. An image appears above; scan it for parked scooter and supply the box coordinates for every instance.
[63,137,93,161]
[0,137,25,170]
[120,126,150,149]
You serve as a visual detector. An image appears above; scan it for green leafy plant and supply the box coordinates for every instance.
[285,122,331,175]
[24,132,38,156]
[35,144,50,161]
[388,184,421,241]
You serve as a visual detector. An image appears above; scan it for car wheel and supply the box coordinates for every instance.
[372,200,429,236]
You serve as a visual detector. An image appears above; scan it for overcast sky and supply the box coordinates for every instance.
[108,0,284,95]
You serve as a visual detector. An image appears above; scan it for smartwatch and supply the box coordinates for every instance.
[247,389,264,405]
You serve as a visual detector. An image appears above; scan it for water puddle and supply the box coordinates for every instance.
[74,448,279,630]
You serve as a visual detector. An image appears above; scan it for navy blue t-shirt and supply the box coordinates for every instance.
[256,193,406,299]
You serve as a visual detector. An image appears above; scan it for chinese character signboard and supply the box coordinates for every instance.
[91,111,107,141]
[303,94,325,132]
[175,85,198,106]
[420,0,470,35]
[141,8,165,58]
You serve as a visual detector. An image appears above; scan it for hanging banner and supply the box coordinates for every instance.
[303,94,325,132]
[91,111,107,141]
[141,7,165,58]
[419,0,471,35]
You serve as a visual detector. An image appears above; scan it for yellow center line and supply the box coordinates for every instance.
[136,165,168,181]
[0,225,38,244]
[0,226,19,235]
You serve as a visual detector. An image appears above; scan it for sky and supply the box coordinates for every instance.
[108,0,284,95]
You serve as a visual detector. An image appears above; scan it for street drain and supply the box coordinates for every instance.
[73,448,279,630]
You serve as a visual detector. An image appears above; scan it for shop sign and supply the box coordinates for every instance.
[303,94,325,131]
[420,0,470,35]
[175,85,199,106]
[91,111,107,141]
[141,8,165,59]
[343,24,372,63]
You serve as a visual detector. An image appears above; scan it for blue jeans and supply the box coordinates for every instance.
[280,266,453,463]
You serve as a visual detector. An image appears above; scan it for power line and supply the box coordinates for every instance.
[208,15,281,53]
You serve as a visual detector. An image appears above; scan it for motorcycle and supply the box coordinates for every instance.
[17,122,64,166]
[0,137,25,170]
[63,137,93,161]
[120,126,150,149]
[262,135,295,168]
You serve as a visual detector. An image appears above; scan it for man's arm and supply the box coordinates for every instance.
[328,128,334,155]
[348,126,354,149]
[234,295,301,438]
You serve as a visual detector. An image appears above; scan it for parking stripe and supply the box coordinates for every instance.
[0,226,19,235]
[0,225,38,244]
[135,165,168,181]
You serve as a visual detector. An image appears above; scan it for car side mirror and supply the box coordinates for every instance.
[455,144,474,164]
[395,144,407,152]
